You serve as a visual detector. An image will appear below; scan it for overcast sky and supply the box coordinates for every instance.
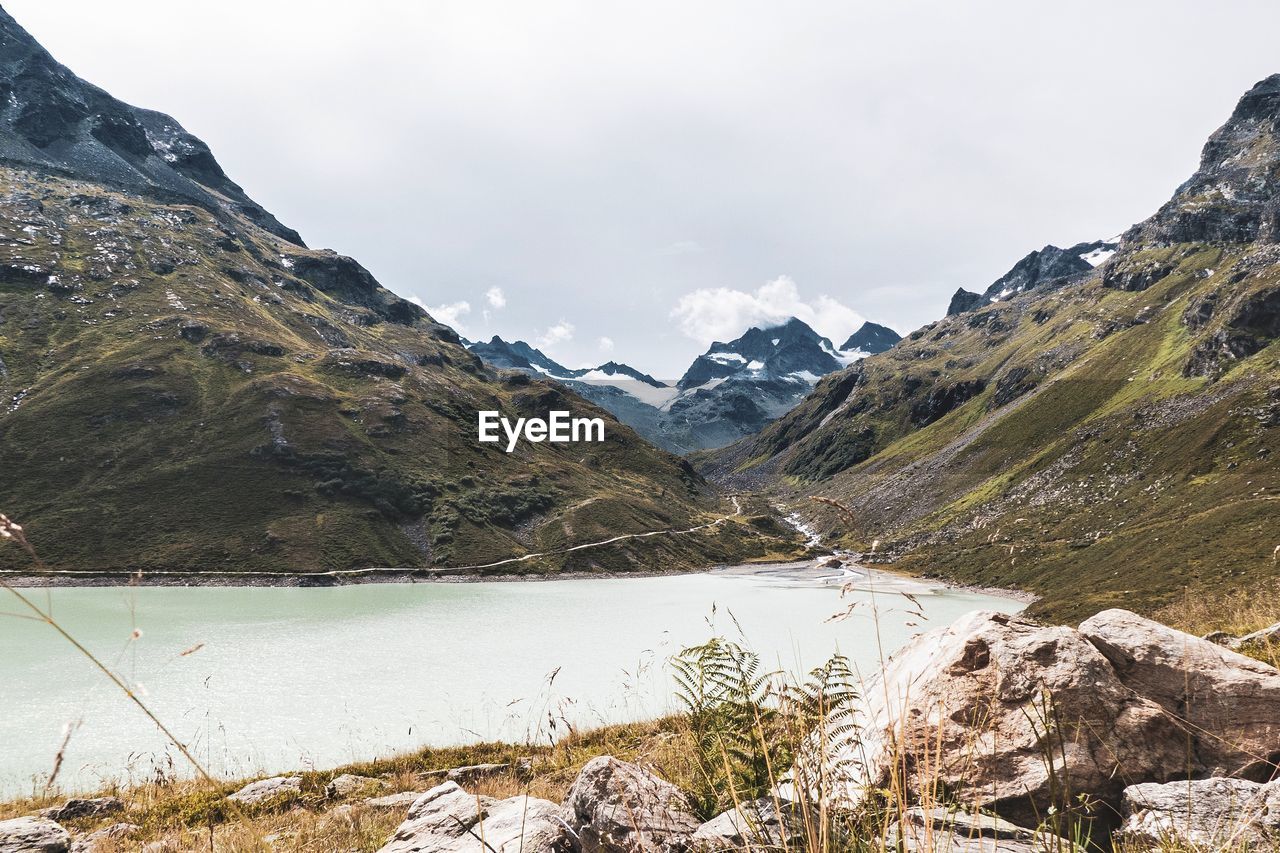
[9,1,1280,375]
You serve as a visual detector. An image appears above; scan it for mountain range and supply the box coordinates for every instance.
[0,6,797,576]
[465,318,901,454]
[946,240,1119,315]
[702,74,1280,621]
[2,0,1275,621]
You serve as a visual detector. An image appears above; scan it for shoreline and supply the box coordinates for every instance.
[0,556,1038,604]
[710,557,1039,604]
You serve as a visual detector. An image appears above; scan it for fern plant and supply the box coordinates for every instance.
[671,636,860,820]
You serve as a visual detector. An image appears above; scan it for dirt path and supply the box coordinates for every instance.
[0,496,747,585]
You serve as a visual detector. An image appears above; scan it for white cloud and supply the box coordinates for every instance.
[422,298,472,333]
[485,286,507,309]
[537,319,575,350]
[598,336,615,352]
[669,276,865,345]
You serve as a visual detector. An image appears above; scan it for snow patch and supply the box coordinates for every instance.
[831,348,868,367]
[1080,247,1116,267]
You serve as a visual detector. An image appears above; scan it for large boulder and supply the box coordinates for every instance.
[801,611,1191,826]
[0,816,69,852]
[1079,609,1280,778]
[1120,778,1280,849]
[562,756,701,853]
[377,781,563,853]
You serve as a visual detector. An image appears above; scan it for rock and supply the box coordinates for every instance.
[41,797,123,822]
[1120,778,1280,848]
[446,763,510,784]
[800,611,1191,827]
[70,823,139,853]
[325,773,386,798]
[1202,630,1235,646]
[139,842,179,853]
[562,756,701,853]
[1232,620,1280,652]
[884,807,1073,852]
[0,816,70,852]
[376,781,563,853]
[364,791,426,810]
[691,797,814,850]
[817,556,843,569]
[947,288,985,316]
[1079,609,1280,778]
[226,775,302,805]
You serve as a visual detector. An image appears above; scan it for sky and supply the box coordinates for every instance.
[9,1,1280,376]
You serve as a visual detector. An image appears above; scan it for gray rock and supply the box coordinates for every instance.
[0,816,70,853]
[794,611,1191,826]
[364,791,426,810]
[445,763,510,784]
[1079,609,1280,777]
[226,775,302,805]
[69,823,138,853]
[1120,778,1280,849]
[691,797,815,850]
[325,773,386,798]
[1232,620,1280,652]
[376,781,564,853]
[41,798,123,823]
[139,842,179,853]
[563,756,701,853]
[885,807,1070,852]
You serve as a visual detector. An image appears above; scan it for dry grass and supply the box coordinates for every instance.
[1155,580,1280,668]
[0,719,703,851]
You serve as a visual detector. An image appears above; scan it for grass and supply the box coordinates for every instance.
[713,244,1280,624]
[1155,579,1280,668]
[0,166,801,578]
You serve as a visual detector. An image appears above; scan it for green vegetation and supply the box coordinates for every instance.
[0,168,800,576]
[706,245,1279,622]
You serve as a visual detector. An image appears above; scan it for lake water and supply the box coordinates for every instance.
[0,566,1024,797]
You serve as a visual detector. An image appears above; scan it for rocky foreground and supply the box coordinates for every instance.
[2,609,1278,852]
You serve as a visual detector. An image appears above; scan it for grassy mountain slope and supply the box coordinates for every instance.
[0,167,800,575]
[0,8,806,579]
[702,77,1280,622]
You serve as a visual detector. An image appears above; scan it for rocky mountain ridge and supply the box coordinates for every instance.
[468,318,900,454]
[946,239,1118,315]
[0,7,794,575]
[0,7,299,244]
[840,320,901,354]
[701,74,1280,621]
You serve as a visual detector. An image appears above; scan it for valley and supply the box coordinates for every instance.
[1,7,1280,851]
